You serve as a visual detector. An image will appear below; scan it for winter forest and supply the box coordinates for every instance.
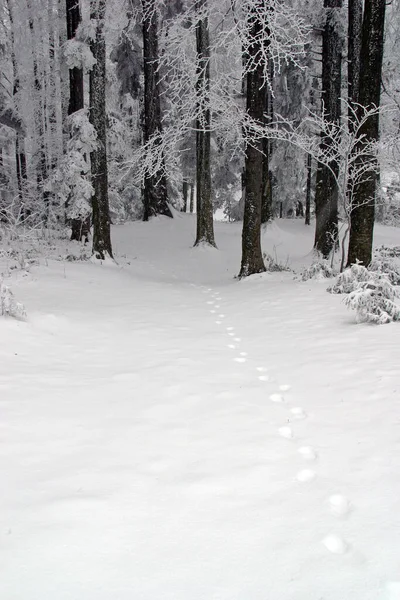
[1,0,400,598]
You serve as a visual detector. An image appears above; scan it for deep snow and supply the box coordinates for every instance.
[1,215,400,600]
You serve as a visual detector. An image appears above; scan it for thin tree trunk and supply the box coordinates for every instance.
[305,153,312,225]
[194,0,216,247]
[347,0,386,266]
[89,0,113,259]
[142,0,172,220]
[239,0,266,278]
[314,0,342,258]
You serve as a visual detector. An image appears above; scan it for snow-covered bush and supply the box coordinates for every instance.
[344,279,400,324]
[299,261,336,281]
[0,281,26,320]
[328,263,400,324]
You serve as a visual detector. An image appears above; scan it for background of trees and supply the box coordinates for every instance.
[0,0,398,272]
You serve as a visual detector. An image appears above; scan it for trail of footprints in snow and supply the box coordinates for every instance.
[202,285,352,557]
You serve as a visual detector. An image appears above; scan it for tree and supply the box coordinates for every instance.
[142,0,172,221]
[314,0,343,258]
[66,0,89,241]
[89,0,113,259]
[194,0,216,247]
[347,0,386,266]
[239,0,267,277]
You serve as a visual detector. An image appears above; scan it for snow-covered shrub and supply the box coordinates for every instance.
[299,261,336,281]
[344,279,400,324]
[328,263,400,324]
[369,257,400,285]
[327,263,372,294]
[0,281,26,320]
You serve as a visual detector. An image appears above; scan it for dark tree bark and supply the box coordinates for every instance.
[347,0,386,266]
[305,153,312,225]
[194,0,216,247]
[89,0,113,259]
[66,0,89,241]
[239,0,266,278]
[142,0,172,221]
[182,180,188,212]
[348,0,362,124]
[314,0,342,258]
[189,183,194,213]
[66,0,84,115]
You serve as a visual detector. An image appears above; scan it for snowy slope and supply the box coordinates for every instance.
[1,216,400,600]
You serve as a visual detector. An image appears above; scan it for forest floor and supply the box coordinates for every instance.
[1,214,400,600]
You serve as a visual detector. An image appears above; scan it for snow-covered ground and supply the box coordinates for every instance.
[1,215,400,600]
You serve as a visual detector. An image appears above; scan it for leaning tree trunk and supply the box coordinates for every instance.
[194,0,216,247]
[239,0,267,278]
[89,0,113,259]
[142,0,172,221]
[314,0,342,258]
[346,0,386,266]
[66,0,89,241]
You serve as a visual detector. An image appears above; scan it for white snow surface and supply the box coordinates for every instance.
[1,215,400,600]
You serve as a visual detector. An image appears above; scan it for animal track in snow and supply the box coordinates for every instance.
[290,407,307,420]
[215,305,220,308]
[227,344,236,349]
[329,494,351,517]
[226,327,234,331]
[234,337,241,342]
[279,384,291,392]
[297,446,318,460]
[228,332,235,336]
[279,426,293,439]
[219,314,225,318]
[240,352,247,357]
[270,393,284,403]
[322,534,348,555]
[206,301,214,305]
[210,310,216,314]
[257,366,267,372]
[234,357,247,363]
[296,469,316,483]
[258,375,270,382]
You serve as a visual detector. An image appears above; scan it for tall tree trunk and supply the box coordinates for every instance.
[141,0,172,221]
[194,0,215,247]
[314,0,342,258]
[346,0,386,266]
[348,0,362,125]
[89,0,113,259]
[66,0,89,241]
[261,87,272,224]
[305,153,312,225]
[6,0,28,207]
[189,183,194,213]
[239,0,267,278]
[182,180,188,212]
